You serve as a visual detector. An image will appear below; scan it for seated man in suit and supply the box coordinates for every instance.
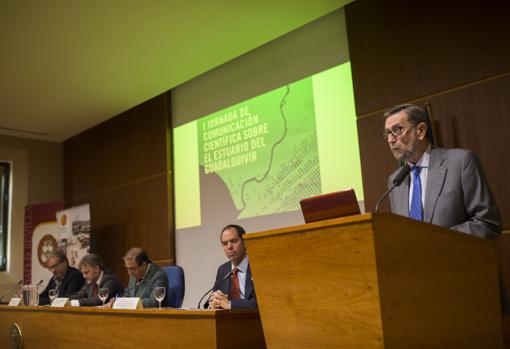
[208,224,257,309]
[383,103,501,238]
[122,247,170,308]
[70,253,123,306]
[39,250,84,305]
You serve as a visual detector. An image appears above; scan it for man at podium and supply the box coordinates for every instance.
[383,104,501,239]
[208,225,257,309]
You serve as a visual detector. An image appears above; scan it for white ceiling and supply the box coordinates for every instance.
[0,1,350,142]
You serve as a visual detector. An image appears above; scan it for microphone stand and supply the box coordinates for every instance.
[197,270,233,309]
[374,164,411,213]
[0,280,22,303]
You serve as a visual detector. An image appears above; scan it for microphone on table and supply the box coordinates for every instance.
[0,280,22,303]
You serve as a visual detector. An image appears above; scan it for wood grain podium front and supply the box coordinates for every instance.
[244,213,502,349]
[0,306,266,349]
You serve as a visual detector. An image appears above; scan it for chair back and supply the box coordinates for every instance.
[162,265,185,308]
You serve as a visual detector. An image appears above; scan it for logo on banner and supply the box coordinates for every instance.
[37,234,59,267]
[59,213,67,226]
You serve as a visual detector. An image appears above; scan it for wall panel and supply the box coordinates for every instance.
[64,94,169,200]
[346,0,510,116]
[63,93,173,285]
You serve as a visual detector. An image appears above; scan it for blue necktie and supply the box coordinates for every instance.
[409,166,423,221]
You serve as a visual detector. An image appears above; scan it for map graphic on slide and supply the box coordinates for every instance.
[197,77,321,219]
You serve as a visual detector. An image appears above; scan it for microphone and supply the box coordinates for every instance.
[197,270,233,309]
[0,280,22,303]
[35,279,44,288]
[374,164,411,213]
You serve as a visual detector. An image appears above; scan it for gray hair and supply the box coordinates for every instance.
[79,253,104,270]
[48,249,69,265]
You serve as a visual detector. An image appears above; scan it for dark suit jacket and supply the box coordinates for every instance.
[70,269,123,306]
[388,147,501,239]
[123,263,169,308]
[39,267,84,305]
[212,261,257,308]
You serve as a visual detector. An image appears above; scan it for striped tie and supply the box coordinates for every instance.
[231,268,240,300]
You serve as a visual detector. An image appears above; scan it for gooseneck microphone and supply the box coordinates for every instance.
[374,164,411,213]
[197,270,233,309]
[0,280,22,303]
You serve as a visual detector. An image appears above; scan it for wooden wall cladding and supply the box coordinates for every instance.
[356,114,397,214]
[345,0,510,116]
[71,174,172,285]
[64,94,169,199]
[357,74,510,228]
[497,231,510,349]
[63,93,173,284]
[424,75,510,228]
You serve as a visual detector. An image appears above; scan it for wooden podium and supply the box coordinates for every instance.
[244,213,502,348]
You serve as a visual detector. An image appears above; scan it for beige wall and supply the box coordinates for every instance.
[172,8,349,127]
[0,135,63,296]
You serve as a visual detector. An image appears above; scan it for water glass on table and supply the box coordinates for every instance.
[98,288,109,306]
[154,287,166,309]
[48,289,58,305]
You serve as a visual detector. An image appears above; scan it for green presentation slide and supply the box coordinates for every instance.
[198,77,320,219]
[174,62,363,229]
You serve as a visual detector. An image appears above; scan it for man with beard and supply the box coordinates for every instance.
[383,104,501,239]
[71,253,123,306]
[39,250,84,305]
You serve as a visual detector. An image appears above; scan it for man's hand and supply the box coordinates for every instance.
[103,297,115,308]
[208,290,230,309]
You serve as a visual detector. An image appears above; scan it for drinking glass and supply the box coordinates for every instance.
[48,289,58,305]
[154,287,166,309]
[22,284,39,306]
[98,288,109,306]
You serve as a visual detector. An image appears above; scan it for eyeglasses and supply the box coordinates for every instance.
[125,265,142,272]
[47,261,64,271]
[382,125,415,140]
